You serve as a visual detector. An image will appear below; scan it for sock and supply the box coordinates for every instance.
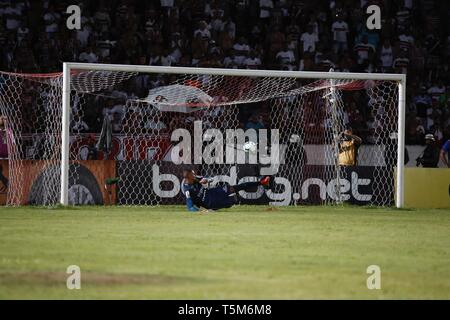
[231,181,261,193]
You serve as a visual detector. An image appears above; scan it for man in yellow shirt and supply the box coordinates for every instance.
[338,128,362,166]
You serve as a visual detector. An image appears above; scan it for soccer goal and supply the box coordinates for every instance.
[0,63,406,207]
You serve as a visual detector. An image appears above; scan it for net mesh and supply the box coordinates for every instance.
[0,73,62,205]
[0,69,400,207]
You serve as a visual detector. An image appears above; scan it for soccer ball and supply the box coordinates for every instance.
[243,141,258,153]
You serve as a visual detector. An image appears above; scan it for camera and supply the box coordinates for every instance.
[416,157,423,167]
[342,134,352,141]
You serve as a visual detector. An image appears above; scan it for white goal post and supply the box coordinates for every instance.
[59,62,406,208]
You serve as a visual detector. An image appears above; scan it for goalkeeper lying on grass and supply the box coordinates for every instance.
[181,169,273,212]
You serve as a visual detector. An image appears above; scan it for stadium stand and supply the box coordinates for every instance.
[0,0,448,146]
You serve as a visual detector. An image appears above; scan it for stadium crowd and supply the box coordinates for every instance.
[0,0,449,147]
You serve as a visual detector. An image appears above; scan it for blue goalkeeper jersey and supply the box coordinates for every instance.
[181,177,236,211]
[181,179,204,210]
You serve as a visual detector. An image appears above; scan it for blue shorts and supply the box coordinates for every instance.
[201,186,236,210]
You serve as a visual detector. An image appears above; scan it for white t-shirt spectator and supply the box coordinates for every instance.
[354,42,375,63]
[223,55,239,68]
[380,45,393,68]
[233,42,250,54]
[234,55,248,66]
[232,42,250,64]
[244,57,262,69]
[161,54,176,66]
[331,20,349,42]
[427,85,446,103]
[194,28,211,40]
[300,32,319,52]
[259,0,273,18]
[276,49,295,65]
[398,34,414,51]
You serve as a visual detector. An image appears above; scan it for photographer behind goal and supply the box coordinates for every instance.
[416,134,440,168]
[338,127,362,167]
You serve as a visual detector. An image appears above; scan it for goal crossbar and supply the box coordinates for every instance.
[65,62,406,81]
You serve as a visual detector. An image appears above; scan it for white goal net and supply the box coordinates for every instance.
[0,66,404,207]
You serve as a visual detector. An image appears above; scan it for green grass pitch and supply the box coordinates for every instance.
[0,205,449,299]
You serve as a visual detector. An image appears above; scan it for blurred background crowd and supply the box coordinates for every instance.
[0,0,449,146]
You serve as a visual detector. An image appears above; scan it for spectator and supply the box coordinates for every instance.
[245,113,265,131]
[79,46,99,63]
[393,48,410,74]
[266,24,285,57]
[76,20,92,49]
[331,16,349,54]
[94,4,111,33]
[161,48,176,67]
[354,35,375,66]
[413,86,433,119]
[244,51,262,69]
[428,81,446,104]
[259,0,274,24]
[16,20,29,44]
[398,28,414,54]
[338,128,362,167]
[194,21,211,41]
[300,25,319,53]
[232,37,250,66]
[276,42,296,70]
[416,134,440,168]
[209,8,225,38]
[72,114,90,133]
[379,39,394,73]
[223,49,239,69]
[0,0,446,147]
[43,4,61,35]
[4,1,22,31]
[0,116,7,159]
